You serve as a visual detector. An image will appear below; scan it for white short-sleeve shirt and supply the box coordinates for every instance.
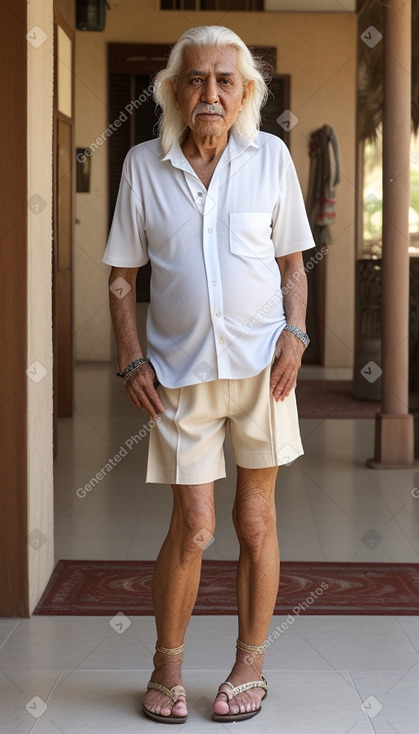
[103,129,315,388]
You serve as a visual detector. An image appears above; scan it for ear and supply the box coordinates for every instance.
[240,80,252,111]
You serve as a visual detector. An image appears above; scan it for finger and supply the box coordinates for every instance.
[270,360,288,391]
[128,380,164,416]
[139,389,164,419]
[149,386,165,413]
[123,378,152,412]
[272,369,296,401]
[124,369,164,413]
[277,375,296,401]
[125,386,145,412]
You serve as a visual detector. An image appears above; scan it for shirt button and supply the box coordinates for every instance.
[208,227,212,234]
[219,337,224,344]
[212,280,217,286]
[197,192,203,197]
[216,311,221,317]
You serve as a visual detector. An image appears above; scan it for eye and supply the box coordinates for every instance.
[219,78,232,85]
[190,77,202,84]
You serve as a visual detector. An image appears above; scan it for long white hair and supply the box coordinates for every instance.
[153,26,271,155]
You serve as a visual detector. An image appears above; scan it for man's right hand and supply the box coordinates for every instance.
[108,266,165,419]
[122,362,165,419]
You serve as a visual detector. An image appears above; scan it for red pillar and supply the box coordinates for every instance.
[369,0,415,467]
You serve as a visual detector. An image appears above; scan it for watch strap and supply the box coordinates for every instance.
[283,324,310,348]
[116,357,150,378]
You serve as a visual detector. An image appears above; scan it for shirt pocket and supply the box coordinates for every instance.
[229,212,273,259]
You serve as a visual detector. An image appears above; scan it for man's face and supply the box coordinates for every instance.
[173,45,250,140]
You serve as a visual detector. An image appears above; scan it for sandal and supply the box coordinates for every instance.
[142,642,188,725]
[212,675,268,722]
[212,639,268,722]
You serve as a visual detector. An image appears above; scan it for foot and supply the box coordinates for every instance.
[143,649,187,719]
[213,651,265,717]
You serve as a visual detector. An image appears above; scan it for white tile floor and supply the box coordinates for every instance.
[1,362,419,733]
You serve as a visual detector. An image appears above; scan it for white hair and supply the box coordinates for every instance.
[153,25,271,155]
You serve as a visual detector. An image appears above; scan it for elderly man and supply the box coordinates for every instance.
[103,25,315,724]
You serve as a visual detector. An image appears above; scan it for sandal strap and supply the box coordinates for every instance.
[236,638,266,656]
[147,681,186,702]
[219,674,268,700]
[155,642,184,656]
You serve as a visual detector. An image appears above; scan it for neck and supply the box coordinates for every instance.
[182,131,229,164]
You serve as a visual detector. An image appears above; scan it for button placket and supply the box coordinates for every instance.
[182,168,207,214]
[201,189,227,361]
[194,186,206,214]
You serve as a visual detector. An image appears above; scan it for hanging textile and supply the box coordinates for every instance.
[307,124,340,246]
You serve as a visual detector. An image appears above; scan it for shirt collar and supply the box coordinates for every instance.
[160,127,260,168]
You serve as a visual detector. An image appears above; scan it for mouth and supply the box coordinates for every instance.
[196,113,222,120]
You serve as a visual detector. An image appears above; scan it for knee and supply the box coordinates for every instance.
[233,493,276,559]
[172,498,216,554]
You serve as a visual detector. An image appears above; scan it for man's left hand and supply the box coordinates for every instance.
[270,330,305,401]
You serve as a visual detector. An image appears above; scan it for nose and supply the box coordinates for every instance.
[201,76,219,104]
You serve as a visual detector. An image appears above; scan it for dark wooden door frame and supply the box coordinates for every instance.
[0,0,30,616]
[53,10,75,432]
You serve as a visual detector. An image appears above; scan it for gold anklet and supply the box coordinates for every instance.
[236,638,266,656]
[155,642,184,655]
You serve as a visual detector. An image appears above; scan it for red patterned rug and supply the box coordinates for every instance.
[34,560,419,616]
[296,380,381,418]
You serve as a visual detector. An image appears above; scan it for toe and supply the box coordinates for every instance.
[172,698,187,717]
[213,691,230,715]
[156,695,187,718]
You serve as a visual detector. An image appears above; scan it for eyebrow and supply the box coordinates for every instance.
[186,70,235,77]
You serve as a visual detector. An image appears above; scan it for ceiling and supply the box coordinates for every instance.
[264,0,356,11]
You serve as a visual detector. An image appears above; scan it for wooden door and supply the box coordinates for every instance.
[53,14,74,439]
[54,117,73,416]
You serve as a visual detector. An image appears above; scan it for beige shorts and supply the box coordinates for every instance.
[146,364,304,485]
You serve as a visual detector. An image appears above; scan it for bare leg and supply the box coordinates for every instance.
[213,465,279,717]
[143,482,215,719]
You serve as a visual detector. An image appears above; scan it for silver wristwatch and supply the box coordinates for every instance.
[116,357,150,378]
[283,324,310,348]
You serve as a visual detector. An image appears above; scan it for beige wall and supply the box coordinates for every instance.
[75,2,356,366]
[27,0,54,613]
